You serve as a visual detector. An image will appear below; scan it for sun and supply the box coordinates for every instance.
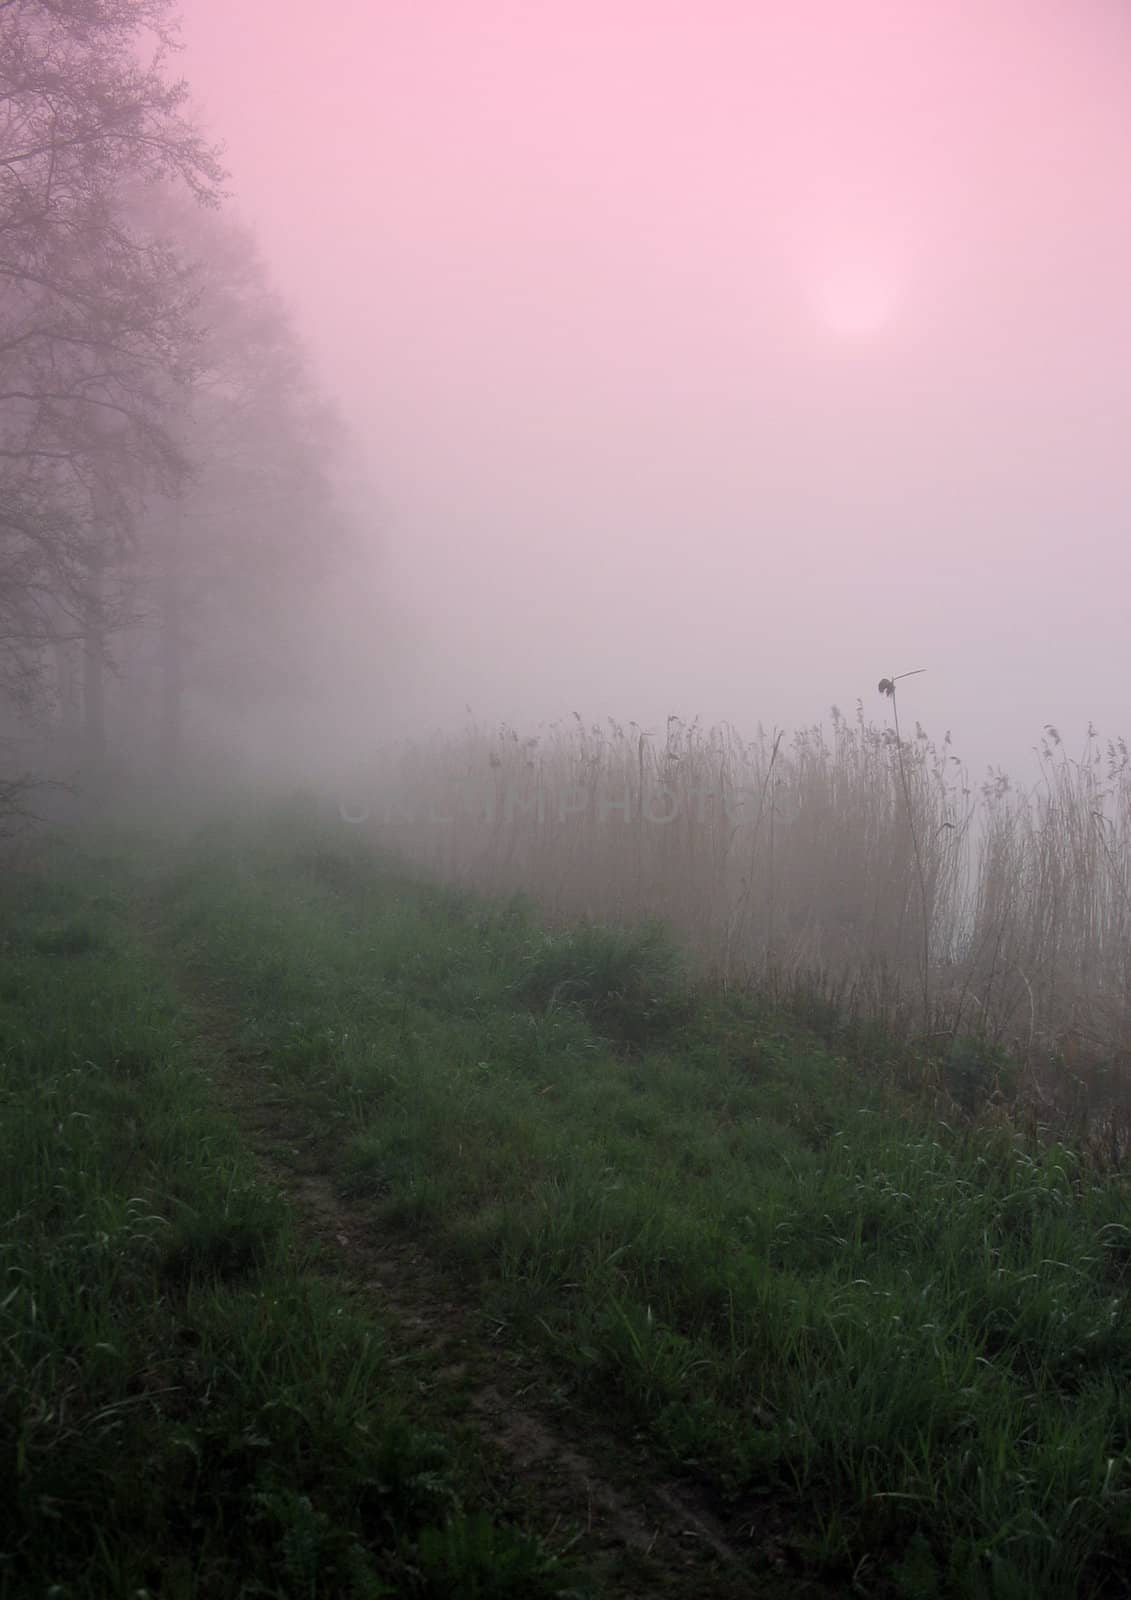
[809,262,902,340]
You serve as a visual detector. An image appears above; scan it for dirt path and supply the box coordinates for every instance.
[153,936,825,1597]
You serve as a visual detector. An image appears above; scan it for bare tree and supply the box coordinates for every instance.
[117,192,352,772]
[0,0,224,786]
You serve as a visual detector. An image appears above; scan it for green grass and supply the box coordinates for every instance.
[0,834,584,1600]
[4,806,1131,1597]
[128,807,1131,1599]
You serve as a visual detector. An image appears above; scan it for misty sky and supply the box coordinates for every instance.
[178,0,1131,782]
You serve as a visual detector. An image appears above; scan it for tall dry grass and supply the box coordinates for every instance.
[343,707,1131,1100]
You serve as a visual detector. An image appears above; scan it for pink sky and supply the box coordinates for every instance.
[177,0,1131,780]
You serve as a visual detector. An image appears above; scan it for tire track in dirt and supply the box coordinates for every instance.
[147,908,826,1598]
[223,1090,776,1598]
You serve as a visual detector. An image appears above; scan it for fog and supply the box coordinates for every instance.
[175,1,1129,782]
[8,22,1131,1585]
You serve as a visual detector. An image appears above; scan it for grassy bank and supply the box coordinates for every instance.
[0,832,584,1599]
[2,806,1130,1597]
[144,806,1131,1597]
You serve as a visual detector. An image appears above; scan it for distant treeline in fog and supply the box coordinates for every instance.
[0,0,359,812]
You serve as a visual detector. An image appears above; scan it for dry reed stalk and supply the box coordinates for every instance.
[355,713,1131,1097]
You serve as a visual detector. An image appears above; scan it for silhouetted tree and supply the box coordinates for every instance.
[110,191,351,770]
[0,0,224,776]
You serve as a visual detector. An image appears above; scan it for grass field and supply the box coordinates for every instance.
[2,800,1130,1598]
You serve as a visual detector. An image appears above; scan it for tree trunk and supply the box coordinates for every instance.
[160,502,183,773]
[82,540,106,772]
[53,600,79,744]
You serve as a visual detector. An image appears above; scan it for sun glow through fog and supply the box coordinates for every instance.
[809,261,902,339]
[175,0,1131,781]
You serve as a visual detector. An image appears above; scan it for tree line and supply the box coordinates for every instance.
[1,0,359,818]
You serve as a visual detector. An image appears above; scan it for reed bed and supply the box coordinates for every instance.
[344,707,1131,1105]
